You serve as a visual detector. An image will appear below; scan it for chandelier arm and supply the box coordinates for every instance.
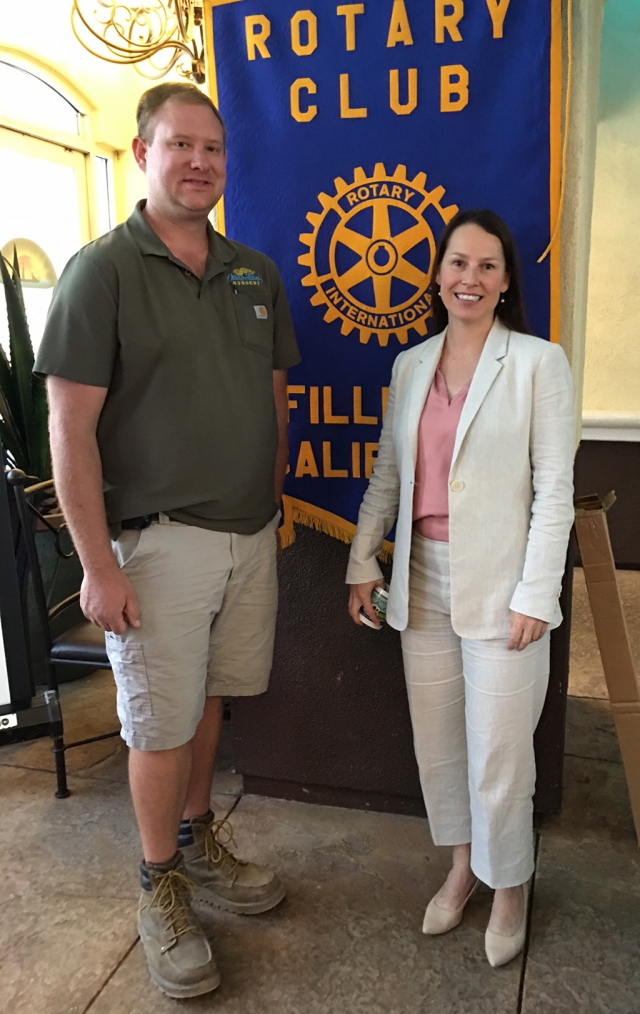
[73,5,178,59]
[135,49,184,80]
[172,1,194,42]
[138,42,184,75]
[93,0,173,39]
[123,3,174,48]
[71,29,194,69]
[72,7,153,61]
[71,0,202,81]
[71,16,141,66]
[83,0,185,44]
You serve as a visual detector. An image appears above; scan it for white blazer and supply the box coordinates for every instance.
[346,321,575,638]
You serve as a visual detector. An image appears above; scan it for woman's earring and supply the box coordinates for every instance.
[500,294,506,303]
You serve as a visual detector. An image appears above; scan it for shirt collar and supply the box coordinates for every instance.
[126,200,237,279]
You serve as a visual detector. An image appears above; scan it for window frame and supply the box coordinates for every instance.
[0,51,120,241]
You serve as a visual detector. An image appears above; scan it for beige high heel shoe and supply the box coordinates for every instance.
[485,882,529,967]
[422,878,479,935]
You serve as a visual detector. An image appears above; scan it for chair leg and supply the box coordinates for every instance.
[52,735,70,799]
[44,689,71,799]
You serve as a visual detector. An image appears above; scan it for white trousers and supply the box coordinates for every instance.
[400,534,550,889]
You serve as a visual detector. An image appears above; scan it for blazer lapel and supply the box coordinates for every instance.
[451,321,510,468]
[406,331,446,466]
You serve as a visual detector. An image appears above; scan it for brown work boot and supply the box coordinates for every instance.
[179,811,286,915]
[138,855,220,999]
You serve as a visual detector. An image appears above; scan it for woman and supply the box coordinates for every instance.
[346,209,574,967]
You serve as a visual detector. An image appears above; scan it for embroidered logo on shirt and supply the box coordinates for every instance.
[228,267,263,286]
[254,305,268,320]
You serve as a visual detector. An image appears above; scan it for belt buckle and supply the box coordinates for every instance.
[122,514,156,530]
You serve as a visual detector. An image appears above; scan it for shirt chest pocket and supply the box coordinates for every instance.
[232,293,274,360]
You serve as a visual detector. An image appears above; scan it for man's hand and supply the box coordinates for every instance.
[507,611,548,651]
[348,580,385,627]
[81,567,141,634]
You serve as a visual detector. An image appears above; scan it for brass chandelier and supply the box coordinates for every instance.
[71,1,206,83]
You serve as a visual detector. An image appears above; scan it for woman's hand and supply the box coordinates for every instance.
[507,612,548,651]
[349,580,385,627]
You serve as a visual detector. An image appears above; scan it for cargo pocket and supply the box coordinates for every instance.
[105,639,153,717]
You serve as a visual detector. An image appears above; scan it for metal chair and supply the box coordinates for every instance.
[7,469,119,798]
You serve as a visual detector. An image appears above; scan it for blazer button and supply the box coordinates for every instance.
[450,479,465,492]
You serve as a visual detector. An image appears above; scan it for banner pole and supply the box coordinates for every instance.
[547,0,569,344]
[203,0,237,236]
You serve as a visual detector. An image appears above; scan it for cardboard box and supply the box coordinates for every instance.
[574,493,640,846]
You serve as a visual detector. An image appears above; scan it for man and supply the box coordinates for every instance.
[35,82,300,999]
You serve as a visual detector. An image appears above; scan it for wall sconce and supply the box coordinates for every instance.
[1,240,57,288]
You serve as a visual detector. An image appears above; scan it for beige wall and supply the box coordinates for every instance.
[558,0,603,442]
[583,2,640,414]
[0,0,186,221]
[583,98,640,412]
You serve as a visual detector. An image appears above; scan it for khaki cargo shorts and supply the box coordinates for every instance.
[105,513,279,751]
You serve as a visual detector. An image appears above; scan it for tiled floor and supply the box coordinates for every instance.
[1,569,639,1014]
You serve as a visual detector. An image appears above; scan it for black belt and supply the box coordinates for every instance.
[120,513,159,530]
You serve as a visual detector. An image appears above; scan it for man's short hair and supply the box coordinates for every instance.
[136,83,226,147]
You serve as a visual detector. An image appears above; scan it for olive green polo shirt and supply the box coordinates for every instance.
[35,202,301,533]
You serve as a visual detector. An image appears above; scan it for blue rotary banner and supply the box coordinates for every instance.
[209,0,560,549]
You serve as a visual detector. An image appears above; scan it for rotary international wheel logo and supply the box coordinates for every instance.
[299,164,458,346]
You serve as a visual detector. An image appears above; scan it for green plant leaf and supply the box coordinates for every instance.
[12,245,26,314]
[0,334,22,432]
[0,416,25,469]
[0,254,36,465]
[0,255,49,476]
[0,380,28,467]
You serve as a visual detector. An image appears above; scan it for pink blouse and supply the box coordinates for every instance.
[413,368,471,542]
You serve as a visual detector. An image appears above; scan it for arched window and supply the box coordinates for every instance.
[0,60,81,135]
[0,58,116,351]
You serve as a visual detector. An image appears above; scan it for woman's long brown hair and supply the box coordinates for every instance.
[429,209,532,336]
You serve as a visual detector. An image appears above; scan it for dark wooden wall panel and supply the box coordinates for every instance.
[575,441,640,567]
[232,524,573,818]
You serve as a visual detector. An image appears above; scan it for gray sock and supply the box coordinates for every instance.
[140,850,181,890]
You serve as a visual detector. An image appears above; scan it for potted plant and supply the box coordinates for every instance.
[1,250,86,685]
[0,248,50,481]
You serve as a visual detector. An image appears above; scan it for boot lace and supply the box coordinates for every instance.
[203,818,243,879]
[149,869,198,952]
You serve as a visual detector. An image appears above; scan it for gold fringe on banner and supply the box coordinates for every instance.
[278,495,394,563]
[538,0,572,266]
